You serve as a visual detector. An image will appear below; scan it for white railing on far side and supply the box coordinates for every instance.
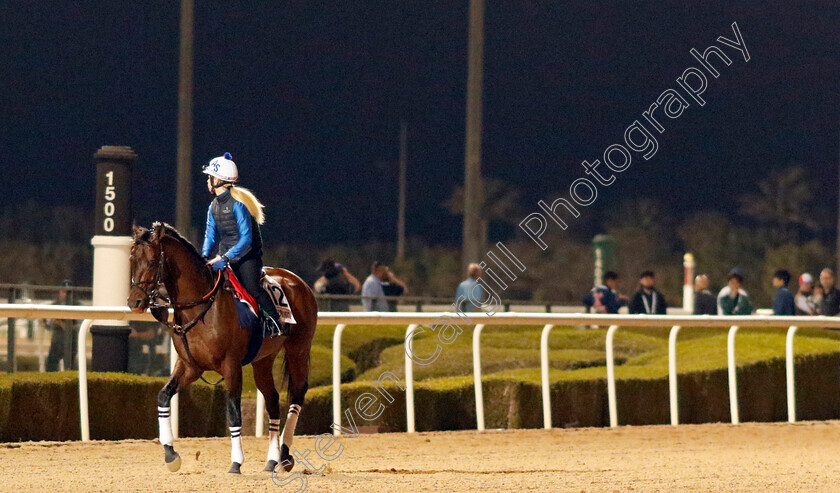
[2,306,839,440]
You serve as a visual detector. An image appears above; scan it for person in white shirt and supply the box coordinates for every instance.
[361,261,408,311]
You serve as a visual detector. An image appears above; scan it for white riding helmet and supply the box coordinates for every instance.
[203,152,238,182]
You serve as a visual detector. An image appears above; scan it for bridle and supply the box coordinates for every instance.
[130,241,224,385]
[131,244,223,327]
[130,248,170,311]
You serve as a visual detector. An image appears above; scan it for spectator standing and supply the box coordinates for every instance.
[717,268,753,315]
[693,274,717,315]
[819,268,840,316]
[582,271,628,314]
[812,284,825,313]
[361,261,408,311]
[314,259,360,311]
[794,273,818,315]
[45,280,78,371]
[314,259,360,294]
[455,263,485,312]
[771,269,796,315]
[629,271,668,315]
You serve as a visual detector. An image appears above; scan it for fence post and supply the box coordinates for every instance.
[472,324,486,431]
[727,325,740,424]
[786,326,798,423]
[255,391,265,437]
[540,324,555,429]
[65,289,76,370]
[7,287,16,373]
[77,319,94,441]
[605,325,619,427]
[332,324,347,436]
[668,325,682,426]
[404,324,418,433]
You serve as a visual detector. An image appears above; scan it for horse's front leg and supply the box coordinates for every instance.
[223,358,245,474]
[157,358,199,472]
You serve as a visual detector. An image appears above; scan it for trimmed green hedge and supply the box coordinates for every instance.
[295,352,840,434]
[0,372,227,442]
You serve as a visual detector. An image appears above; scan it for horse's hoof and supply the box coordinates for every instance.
[263,460,279,472]
[281,456,295,472]
[164,445,181,472]
[228,462,242,474]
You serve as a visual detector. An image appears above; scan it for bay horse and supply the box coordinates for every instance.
[127,223,317,474]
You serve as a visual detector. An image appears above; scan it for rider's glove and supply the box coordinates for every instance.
[211,257,228,272]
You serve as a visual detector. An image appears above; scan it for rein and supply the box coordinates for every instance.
[132,245,225,386]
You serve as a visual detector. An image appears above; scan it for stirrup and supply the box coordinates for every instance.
[262,316,288,338]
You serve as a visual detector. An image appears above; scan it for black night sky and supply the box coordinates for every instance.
[3,1,839,246]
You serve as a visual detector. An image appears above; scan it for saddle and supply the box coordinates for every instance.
[223,267,295,365]
[223,267,297,325]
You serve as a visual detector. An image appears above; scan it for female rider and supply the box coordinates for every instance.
[201,152,285,337]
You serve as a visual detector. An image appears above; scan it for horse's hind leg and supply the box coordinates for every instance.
[252,356,283,472]
[157,359,199,472]
[223,358,245,474]
[278,341,311,473]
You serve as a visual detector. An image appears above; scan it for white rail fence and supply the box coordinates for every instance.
[1,305,839,441]
[322,312,840,434]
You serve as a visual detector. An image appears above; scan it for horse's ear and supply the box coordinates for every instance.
[151,222,166,244]
[132,224,147,240]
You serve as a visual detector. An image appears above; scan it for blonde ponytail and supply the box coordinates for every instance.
[229,186,266,225]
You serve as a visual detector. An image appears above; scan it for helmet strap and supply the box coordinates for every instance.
[208,177,232,195]
[211,178,232,190]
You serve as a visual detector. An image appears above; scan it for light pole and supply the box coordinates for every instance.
[397,122,408,261]
[176,0,195,240]
[462,0,486,270]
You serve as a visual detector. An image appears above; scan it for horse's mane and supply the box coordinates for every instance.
[152,222,210,276]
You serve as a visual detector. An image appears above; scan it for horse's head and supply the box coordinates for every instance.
[128,223,166,312]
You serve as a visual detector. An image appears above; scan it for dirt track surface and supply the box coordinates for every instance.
[2,421,839,492]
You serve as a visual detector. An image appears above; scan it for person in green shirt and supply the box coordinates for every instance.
[717,268,753,315]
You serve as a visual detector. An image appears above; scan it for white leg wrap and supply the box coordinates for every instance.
[280,404,302,450]
[158,406,173,446]
[267,419,282,462]
[230,426,244,464]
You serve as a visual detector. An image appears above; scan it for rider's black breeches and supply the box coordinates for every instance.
[231,256,279,319]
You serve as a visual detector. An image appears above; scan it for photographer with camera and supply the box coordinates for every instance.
[314,259,361,311]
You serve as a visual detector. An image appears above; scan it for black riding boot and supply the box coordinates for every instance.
[258,299,288,337]
[232,257,289,337]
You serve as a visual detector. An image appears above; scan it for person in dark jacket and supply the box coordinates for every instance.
[693,274,717,315]
[771,269,796,315]
[717,268,753,315]
[583,271,628,314]
[314,259,361,295]
[629,271,668,315]
[201,152,286,336]
[45,279,78,371]
[818,268,840,316]
[314,259,361,311]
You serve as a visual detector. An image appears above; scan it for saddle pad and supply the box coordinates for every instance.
[262,273,297,325]
[234,300,264,366]
[226,267,258,315]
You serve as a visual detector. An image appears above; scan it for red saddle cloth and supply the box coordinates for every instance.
[226,266,258,315]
